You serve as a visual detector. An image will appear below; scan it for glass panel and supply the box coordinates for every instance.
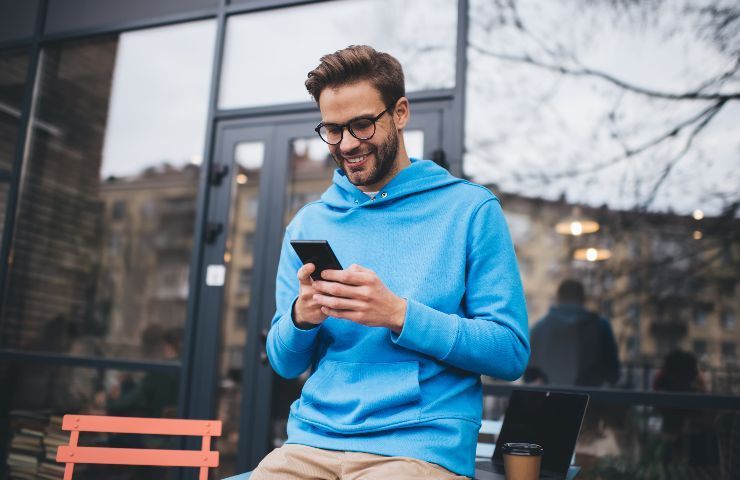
[466,0,740,393]
[404,129,424,160]
[219,0,457,109]
[0,20,216,359]
[215,141,265,478]
[267,134,336,451]
[267,127,429,448]
[1,361,180,480]
[0,49,29,171]
[482,392,726,478]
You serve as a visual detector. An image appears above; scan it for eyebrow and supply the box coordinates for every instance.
[321,112,381,126]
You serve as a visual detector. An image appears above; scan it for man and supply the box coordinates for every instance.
[255,45,529,479]
[528,279,620,387]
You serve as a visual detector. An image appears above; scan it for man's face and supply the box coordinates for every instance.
[318,81,401,192]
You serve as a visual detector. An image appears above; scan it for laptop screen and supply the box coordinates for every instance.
[492,390,589,477]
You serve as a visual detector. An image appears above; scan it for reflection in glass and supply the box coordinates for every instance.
[483,393,723,479]
[0,20,216,360]
[0,49,29,171]
[2,362,179,479]
[404,129,424,160]
[219,0,457,108]
[466,0,740,393]
[215,141,265,478]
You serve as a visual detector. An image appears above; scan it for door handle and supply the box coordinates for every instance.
[210,164,229,185]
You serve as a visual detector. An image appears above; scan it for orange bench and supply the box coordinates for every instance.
[56,415,222,480]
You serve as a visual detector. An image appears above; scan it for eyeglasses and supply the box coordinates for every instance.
[315,107,391,145]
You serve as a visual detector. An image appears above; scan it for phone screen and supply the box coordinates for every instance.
[290,240,343,280]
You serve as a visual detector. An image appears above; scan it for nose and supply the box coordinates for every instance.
[338,127,361,154]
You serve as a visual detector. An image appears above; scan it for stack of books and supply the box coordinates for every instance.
[6,410,46,480]
[37,416,67,480]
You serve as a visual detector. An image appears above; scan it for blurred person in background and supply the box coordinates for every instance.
[653,349,717,467]
[528,279,620,387]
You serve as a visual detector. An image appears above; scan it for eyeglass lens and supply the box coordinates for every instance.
[319,117,376,145]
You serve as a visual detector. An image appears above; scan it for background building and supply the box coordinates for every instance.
[0,0,737,479]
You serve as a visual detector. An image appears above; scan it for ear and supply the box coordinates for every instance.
[392,97,410,130]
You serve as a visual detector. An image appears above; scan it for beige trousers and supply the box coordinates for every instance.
[250,444,470,479]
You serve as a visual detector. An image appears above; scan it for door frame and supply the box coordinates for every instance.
[192,98,455,472]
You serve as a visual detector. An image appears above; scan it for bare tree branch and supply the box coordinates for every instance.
[469,43,740,101]
[510,100,728,181]
[641,99,726,209]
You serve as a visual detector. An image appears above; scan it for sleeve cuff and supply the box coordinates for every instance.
[276,297,321,353]
[390,298,460,360]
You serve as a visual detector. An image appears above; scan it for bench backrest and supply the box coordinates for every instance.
[56,415,222,480]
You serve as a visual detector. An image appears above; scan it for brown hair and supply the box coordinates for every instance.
[305,45,405,108]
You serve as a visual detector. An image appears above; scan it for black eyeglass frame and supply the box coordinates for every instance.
[314,106,393,145]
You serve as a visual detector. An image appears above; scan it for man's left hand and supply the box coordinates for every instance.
[311,264,407,333]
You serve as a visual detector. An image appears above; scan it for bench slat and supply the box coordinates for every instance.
[61,415,221,436]
[57,446,219,467]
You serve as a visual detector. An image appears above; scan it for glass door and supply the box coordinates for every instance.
[209,105,445,476]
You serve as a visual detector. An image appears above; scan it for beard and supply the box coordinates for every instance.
[332,127,399,188]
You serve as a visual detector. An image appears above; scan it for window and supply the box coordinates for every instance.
[236,306,249,328]
[722,342,737,362]
[626,336,639,358]
[466,0,738,398]
[0,20,216,359]
[0,49,29,171]
[693,340,707,360]
[111,200,126,220]
[721,310,736,331]
[693,304,711,327]
[601,300,613,318]
[238,268,252,293]
[219,0,457,108]
[628,304,640,326]
[241,231,255,254]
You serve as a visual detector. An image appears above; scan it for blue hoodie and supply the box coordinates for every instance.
[266,159,529,477]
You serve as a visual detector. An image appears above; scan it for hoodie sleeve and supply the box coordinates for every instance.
[391,197,530,380]
[265,230,322,379]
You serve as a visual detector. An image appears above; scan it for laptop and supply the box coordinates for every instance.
[474,390,589,480]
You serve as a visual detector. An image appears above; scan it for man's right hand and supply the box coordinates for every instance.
[293,263,328,329]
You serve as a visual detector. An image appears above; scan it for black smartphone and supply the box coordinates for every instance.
[290,240,343,281]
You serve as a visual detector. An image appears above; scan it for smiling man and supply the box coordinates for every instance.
[254,45,529,479]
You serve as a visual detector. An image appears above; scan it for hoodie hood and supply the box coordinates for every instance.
[320,158,463,209]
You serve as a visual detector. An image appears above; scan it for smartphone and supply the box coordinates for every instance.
[290,240,343,281]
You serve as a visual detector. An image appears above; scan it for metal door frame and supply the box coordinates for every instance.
[205,101,453,471]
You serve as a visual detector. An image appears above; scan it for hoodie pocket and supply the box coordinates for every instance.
[296,360,421,433]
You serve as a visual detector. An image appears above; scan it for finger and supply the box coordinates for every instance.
[320,268,373,286]
[320,306,361,321]
[297,263,316,284]
[313,293,365,311]
[313,280,365,299]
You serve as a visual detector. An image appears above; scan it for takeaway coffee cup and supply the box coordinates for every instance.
[502,442,543,480]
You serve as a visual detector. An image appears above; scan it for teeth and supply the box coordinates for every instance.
[346,155,366,164]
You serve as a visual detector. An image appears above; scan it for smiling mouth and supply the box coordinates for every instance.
[343,153,371,165]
